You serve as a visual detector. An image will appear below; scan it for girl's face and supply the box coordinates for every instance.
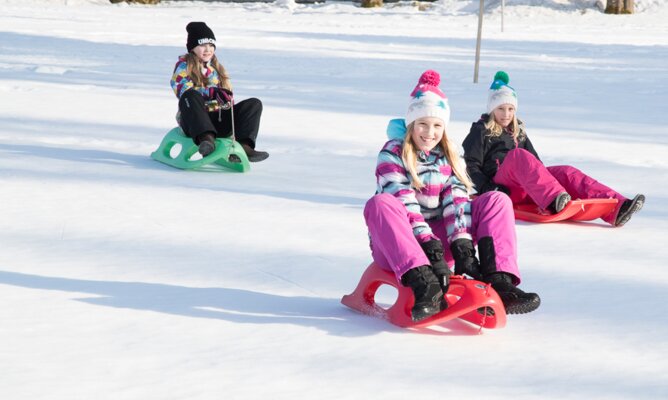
[192,43,215,63]
[492,104,515,128]
[411,117,445,152]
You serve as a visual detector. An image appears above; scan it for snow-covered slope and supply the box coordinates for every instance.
[1,1,666,399]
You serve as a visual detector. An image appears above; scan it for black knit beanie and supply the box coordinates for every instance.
[186,22,216,52]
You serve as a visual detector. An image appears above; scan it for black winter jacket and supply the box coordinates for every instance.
[462,114,540,194]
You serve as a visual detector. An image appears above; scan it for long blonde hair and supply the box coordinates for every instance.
[484,113,521,139]
[182,53,232,91]
[401,122,473,192]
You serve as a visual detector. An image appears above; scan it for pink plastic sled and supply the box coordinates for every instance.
[341,263,507,329]
[513,198,618,223]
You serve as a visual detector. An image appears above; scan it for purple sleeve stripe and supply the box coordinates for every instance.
[376,162,405,175]
[395,189,415,197]
[420,184,442,197]
[406,210,426,221]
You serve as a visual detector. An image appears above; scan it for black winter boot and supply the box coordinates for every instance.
[549,192,571,214]
[196,132,216,157]
[477,237,540,314]
[241,143,269,162]
[486,273,541,315]
[401,266,447,322]
[615,194,645,227]
[450,239,483,281]
[420,239,452,293]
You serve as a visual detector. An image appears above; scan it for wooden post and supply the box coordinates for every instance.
[624,0,634,13]
[501,0,505,32]
[474,0,484,83]
[606,0,634,13]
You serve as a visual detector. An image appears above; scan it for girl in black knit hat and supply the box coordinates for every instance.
[170,21,268,162]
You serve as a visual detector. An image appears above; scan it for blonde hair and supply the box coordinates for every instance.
[401,122,473,192]
[182,53,232,91]
[484,112,521,139]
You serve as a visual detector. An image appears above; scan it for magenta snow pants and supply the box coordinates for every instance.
[364,192,522,284]
[494,148,627,225]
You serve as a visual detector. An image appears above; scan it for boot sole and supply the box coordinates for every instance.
[554,193,571,213]
[505,297,541,315]
[615,194,645,227]
[248,153,269,162]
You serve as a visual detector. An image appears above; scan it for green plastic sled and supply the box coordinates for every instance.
[151,127,250,172]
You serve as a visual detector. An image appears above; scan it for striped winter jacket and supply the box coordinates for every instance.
[170,56,222,100]
[376,119,473,245]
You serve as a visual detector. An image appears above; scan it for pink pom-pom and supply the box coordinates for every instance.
[419,70,440,86]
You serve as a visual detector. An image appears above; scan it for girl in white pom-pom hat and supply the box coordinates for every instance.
[462,71,644,227]
[363,70,541,322]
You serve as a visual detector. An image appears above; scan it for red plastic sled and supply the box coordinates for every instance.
[341,263,506,329]
[513,198,618,223]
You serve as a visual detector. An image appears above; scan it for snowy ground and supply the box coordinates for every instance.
[1,0,667,399]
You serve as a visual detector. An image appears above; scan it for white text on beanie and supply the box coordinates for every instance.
[186,22,216,53]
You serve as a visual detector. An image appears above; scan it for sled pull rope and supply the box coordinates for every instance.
[230,100,236,143]
[477,283,492,335]
[478,312,486,335]
[215,92,237,144]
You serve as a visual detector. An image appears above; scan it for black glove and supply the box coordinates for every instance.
[450,239,483,281]
[208,87,234,109]
[494,184,510,195]
[420,239,451,293]
[216,87,233,103]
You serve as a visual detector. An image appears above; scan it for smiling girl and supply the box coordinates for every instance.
[364,70,540,321]
[170,22,268,162]
[462,71,643,226]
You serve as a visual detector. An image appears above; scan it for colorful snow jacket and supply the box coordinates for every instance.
[170,56,222,101]
[462,114,540,194]
[376,119,472,245]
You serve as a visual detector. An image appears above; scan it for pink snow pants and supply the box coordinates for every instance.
[364,192,521,284]
[493,148,627,225]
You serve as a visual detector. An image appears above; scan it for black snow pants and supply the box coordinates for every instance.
[178,89,263,148]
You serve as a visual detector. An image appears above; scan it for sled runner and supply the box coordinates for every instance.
[513,198,618,223]
[341,262,507,330]
[151,127,250,172]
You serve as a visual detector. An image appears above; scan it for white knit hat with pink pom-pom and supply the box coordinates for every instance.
[405,70,451,127]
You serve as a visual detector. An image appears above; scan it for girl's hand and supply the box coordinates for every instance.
[216,88,233,103]
[208,87,234,103]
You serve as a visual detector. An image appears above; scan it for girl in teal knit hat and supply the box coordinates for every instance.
[463,71,644,227]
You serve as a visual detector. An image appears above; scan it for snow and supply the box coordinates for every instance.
[1,0,667,399]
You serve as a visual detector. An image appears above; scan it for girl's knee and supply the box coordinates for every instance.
[508,148,529,156]
[364,193,396,217]
[549,165,580,177]
[369,193,397,206]
[244,97,263,111]
[478,191,512,207]
[473,192,514,222]
[507,148,537,163]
